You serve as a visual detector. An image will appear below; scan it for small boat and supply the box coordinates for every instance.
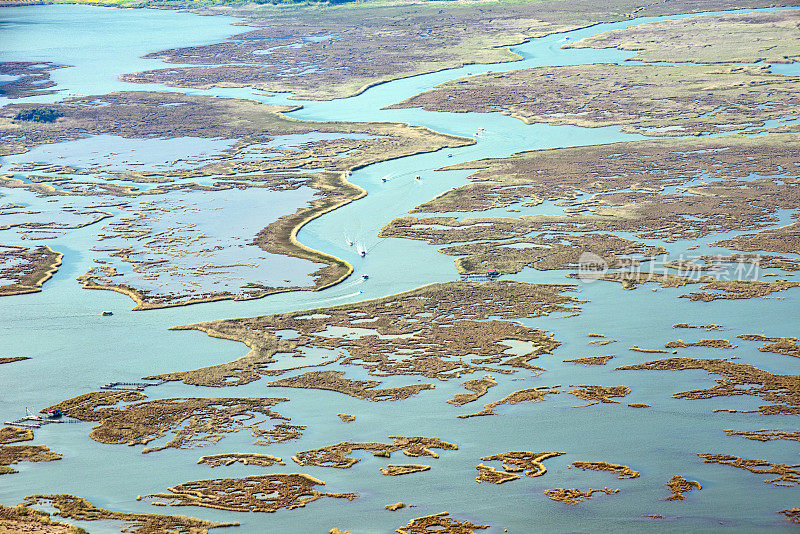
[347,240,353,246]
[360,250,366,257]
[381,177,388,182]
[101,311,113,316]
[361,274,369,280]
[414,175,421,181]
[487,269,500,278]
[447,153,453,158]
[45,409,63,419]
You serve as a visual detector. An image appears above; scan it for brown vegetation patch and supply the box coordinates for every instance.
[544,487,618,504]
[739,334,800,359]
[267,370,434,401]
[405,135,800,217]
[198,453,285,468]
[1,91,469,310]
[617,358,800,414]
[664,339,736,349]
[479,451,565,478]
[291,436,457,469]
[447,375,497,406]
[629,346,669,354]
[380,464,430,476]
[23,494,235,534]
[0,62,65,99]
[0,356,30,365]
[572,273,713,291]
[665,475,702,501]
[576,273,800,302]
[0,445,60,475]
[780,508,800,524]
[564,355,614,366]
[698,454,800,486]
[673,323,722,331]
[149,473,356,513]
[458,387,559,418]
[44,392,302,452]
[76,175,359,311]
[0,426,59,475]
[155,281,578,387]
[567,9,800,64]
[680,279,800,301]
[390,64,800,136]
[714,221,800,255]
[109,0,742,102]
[440,233,665,276]
[395,512,488,534]
[475,464,521,484]
[0,426,33,444]
[724,430,800,442]
[382,136,800,290]
[0,503,83,534]
[1,92,469,168]
[692,253,800,273]
[571,461,639,479]
[568,385,630,406]
[0,245,62,296]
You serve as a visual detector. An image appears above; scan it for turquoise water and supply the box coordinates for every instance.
[0,5,799,534]
[5,134,239,172]
[0,5,248,105]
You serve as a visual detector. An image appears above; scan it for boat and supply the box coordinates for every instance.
[447,153,453,158]
[361,274,369,280]
[415,175,421,180]
[45,409,63,419]
[101,311,113,316]
[360,250,366,257]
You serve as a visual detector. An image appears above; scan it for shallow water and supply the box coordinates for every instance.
[0,5,799,534]
[0,5,248,105]
[4,134,238,173]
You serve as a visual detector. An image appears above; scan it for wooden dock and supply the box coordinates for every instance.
[3,415,79,429]
[459,273,501,281]
[100,379,165,391]
[4,378,166,430]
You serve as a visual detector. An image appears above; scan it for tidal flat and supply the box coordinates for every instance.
[1,2,800,533]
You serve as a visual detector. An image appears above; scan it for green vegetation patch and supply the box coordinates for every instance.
[14,107,62,123]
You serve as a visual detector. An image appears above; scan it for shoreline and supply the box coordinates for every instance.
[77,140,473,311]
[0,245,63,297]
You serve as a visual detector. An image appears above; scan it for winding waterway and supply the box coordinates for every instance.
[1,5,799,533]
